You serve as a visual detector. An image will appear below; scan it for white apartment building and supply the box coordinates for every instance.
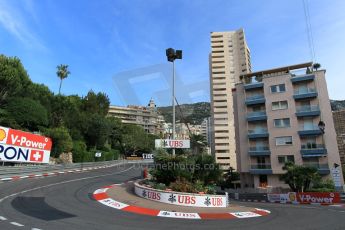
[209,28,251,170]
[108,99,164,135]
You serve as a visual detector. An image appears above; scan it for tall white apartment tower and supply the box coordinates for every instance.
[209,28,251,170]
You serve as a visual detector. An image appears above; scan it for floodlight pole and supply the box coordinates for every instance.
[166,48,182,157]
[172,61,176,157]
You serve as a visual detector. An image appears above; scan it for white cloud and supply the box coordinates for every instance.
[0,1,46,50]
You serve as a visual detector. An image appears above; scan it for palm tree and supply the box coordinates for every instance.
[312,63,321,71]
[56,64,70,94]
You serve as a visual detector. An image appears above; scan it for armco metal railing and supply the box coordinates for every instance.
[0,159,152,178]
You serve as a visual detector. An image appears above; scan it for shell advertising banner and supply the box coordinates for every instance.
[0,126,52,164]
[268,192,340,204]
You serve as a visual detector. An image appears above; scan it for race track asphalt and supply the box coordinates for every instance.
[0,163,344,230]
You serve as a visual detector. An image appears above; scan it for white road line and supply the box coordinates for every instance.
[10,222,24,226]
[0,216,7,220]
[32,228,42,230]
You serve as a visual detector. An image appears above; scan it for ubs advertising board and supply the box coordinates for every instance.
[155,139,190,149]
[134,183,227,208]
[0,126,52,164]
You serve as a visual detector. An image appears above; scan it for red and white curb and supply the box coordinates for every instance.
[93,185,271,220]
[0,164,120,183]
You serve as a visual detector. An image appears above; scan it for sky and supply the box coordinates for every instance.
[0,0,345,106]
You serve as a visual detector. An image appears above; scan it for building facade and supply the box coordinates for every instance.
[333,110,345,165]
[201,117,213,146]
[209,28,251,170]
[108,99,164,135]
[234,62,344,189]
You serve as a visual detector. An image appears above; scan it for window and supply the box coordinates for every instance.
[274,118,290,128]
[278,155,295,164]
[270,84,286,93]
[211,35,223,38]
[272,101,288,110]
[214,118,228,121]
[275,136,293,146]
[215,130,228,133]
[216,150,228,153]
[212,50,224,53]
[217,157,230,160]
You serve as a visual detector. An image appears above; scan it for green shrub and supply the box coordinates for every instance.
[205,185,216,194]
[83,152,95,162]
[72,140,88,163]
[170,179,196,193]
[44,126,73,157]
[153,183,167,190]
[310,178,335,192]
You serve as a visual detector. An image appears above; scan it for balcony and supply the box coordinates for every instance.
[298,125,323,136]
[293,88,318,100]
[244,82,264,90]
[250,164,273,174]
[247,111,267,122]
[303,163,330,175]
[248,128,269,139]
[248,146,271,156]
[296,105,320,117]
[245,95,265,105]
[301,144,327,157]
[291,74,315,83]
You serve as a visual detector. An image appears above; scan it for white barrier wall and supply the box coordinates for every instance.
[134,182,228,208]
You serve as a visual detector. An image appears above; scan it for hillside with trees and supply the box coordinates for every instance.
[0,54,158,163]
[158,99,343,125]
[158,102,210,125]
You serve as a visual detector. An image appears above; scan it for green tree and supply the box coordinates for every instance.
[193,154,222,185]
[313,63,321,71]
[107,117,124,150]
[44,126,73,157]
[121,124,154,154]
[56,64,70,94]
[23,83,53,113]
[220,167,240,189]
[190,134,207,154]
[280,162,319,192]
[0,55,31,104]
[82,90,110,116]
[84,114,111,149]
[5,97,48,131]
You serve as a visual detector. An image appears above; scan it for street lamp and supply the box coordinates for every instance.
[166,48,182,156]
